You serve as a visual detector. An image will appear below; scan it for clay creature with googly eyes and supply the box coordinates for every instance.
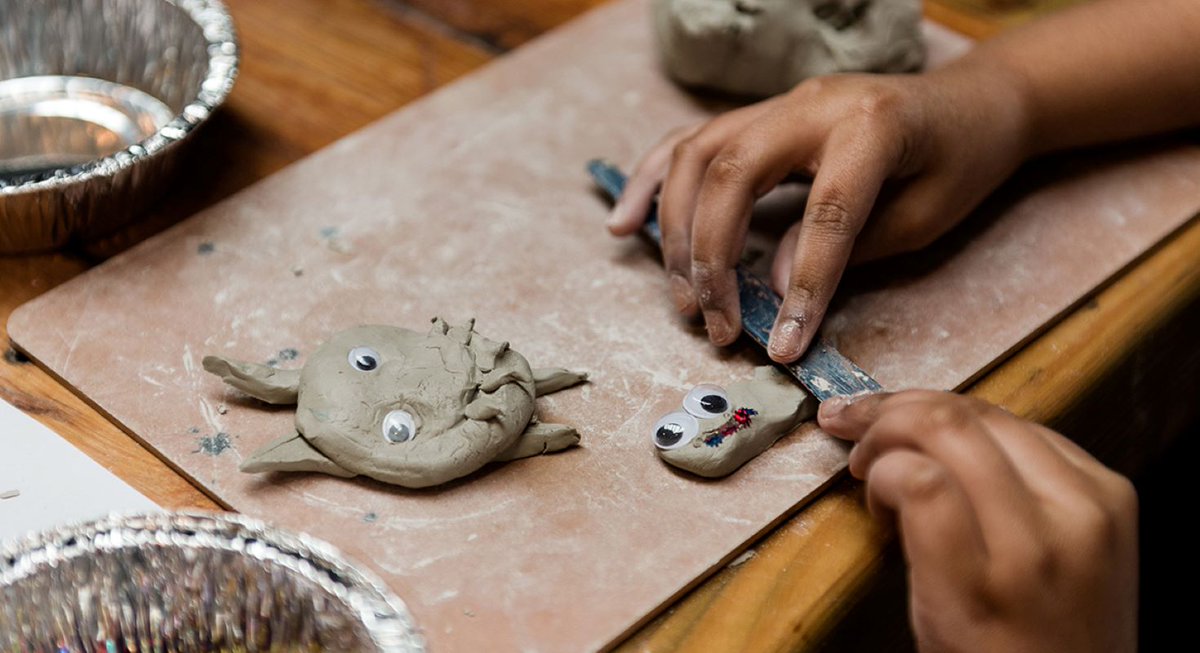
[653,367,816,477]
[202,318,587,489]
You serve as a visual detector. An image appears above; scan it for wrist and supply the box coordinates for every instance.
[928,48,1040,165]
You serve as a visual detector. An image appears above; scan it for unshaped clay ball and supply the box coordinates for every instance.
[653,366,815,477]
[652,0,926,98]
[203,318,587,489]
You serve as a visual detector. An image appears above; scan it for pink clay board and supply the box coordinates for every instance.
[10,1,1200,650]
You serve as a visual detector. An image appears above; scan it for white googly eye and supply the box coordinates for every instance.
[683,384,729,418]
[652,411,699,450]
[348,346,380,372]
[381,410,416,443]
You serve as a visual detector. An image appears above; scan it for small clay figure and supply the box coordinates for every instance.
[203,319,587,489]
[652,366,815,477]
[652,0,926,98]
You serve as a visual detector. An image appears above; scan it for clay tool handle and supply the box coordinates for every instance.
[588,159,882,402]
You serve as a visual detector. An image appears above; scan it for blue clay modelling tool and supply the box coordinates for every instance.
[588,160,882,402]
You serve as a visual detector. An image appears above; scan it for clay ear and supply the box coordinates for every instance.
[239,432,356,478]
[202,356,300,405]
[445,318,476,345]
[473,337,509,372]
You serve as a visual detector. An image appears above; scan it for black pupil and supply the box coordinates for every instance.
[699,395,728,413]
[656,423,684,447]
[387,424,410,442]
[355,354,377,370]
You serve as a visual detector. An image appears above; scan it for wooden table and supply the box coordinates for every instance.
[2,1,1197,650]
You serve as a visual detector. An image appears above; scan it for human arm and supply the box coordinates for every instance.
[608,0,1200,362]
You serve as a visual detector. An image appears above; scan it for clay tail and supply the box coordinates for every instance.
[202,355,300,405]
[239,432,355,478]
[532,368,588,396]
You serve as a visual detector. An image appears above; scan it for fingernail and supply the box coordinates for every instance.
[819,395,849,419]
[819,390,875,420]
[606,205,624,229]
[669,274,694,313]
[704,310,733,344]
[768,318,804,361]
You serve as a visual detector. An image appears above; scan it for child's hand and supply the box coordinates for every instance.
[607,68,1029,361]
[818,391,1138,653]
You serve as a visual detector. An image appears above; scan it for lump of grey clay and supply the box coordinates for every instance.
[652,366,815,477]
[652,0,926,98]
[203,318,587,489]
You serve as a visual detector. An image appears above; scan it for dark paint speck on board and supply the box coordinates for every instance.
[266,348,300,367]
[198,432,232,456]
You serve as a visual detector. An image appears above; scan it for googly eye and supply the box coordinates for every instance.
[381,409,416,443]
[348,346,380,372]
[683,384,729,418]
[652,411,699,450]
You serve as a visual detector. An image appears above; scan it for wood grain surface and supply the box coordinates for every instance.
[3,1,1195,651]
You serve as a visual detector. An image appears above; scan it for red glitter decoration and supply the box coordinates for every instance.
[702,407,758,447]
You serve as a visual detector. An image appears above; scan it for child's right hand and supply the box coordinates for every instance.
[607,64,1032,362]
[818,390,1139,653]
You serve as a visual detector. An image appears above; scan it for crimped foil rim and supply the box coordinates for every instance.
[0,511,426,653]
[0,0,239,195]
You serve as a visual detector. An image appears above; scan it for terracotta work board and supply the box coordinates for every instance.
[10,1,1200,650]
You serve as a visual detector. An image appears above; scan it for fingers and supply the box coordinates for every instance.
[767,132,894,362]
[865,449,988,606]
[658,102,781,318]
[620,78,925,353]
[689,112,811,345]
[771,221,803,295]
[825,392,1045,556]
[607,125,698,237]
[848,171,983,265]
[659,134,715,317]
[822,391,1117,507]
[977,412,1105,503]
[848,175,949,264]
[819,390,932,440]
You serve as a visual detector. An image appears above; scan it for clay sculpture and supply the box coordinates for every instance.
[652,0,926,98]
[203,319,587,488]
[652,366,815,477]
